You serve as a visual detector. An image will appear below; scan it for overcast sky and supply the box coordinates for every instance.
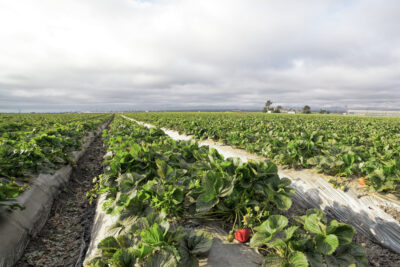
[1,0,400,112]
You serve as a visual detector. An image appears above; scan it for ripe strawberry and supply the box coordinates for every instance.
[235,228,250,243]
[359,178,366,186]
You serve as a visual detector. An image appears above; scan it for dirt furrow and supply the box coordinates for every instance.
[17,135,106,267]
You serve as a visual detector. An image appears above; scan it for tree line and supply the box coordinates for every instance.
[263,100,329,114]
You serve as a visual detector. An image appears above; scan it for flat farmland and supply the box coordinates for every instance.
[126,112,400,193]
[4,113,400,267]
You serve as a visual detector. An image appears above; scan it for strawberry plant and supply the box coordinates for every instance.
[250,210,367,266]
[0,113,112,210]
[87,116,368,266]
[125,112,400,193]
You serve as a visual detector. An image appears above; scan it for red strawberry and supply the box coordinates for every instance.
[235,228,250,243]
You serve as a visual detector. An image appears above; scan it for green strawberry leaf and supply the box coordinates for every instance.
[315,234,339,255]
[304,214,326,235]
[288,251,309,267]
[141,224,164,245]
[262,254,284,267]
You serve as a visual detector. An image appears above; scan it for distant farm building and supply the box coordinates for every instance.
[278,108,296,114]
[347,110,400,116]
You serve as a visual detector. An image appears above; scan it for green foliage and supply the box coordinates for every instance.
[0,178,25,210]
[90,214,212,267]
[302,105,311,114]
[126,112,400,192]
[89,116,368,266]
[97,117,295,223]
[250,209,367,267]
[0,113,112,210]
[263,100,273,112]
[195,170,235,214]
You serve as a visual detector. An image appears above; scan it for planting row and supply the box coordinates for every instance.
[86,116,367,266]
[0,113,112,210]
[125,112,400,193]
[0,113,107,135]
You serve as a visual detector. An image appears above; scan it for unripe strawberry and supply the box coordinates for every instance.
[243,214,251,225]
[227,233,234,242]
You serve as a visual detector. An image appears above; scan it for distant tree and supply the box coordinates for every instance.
[302,105,311,114]
[273,105,282,113]
[263,100,273,112]
[319,109,330,114]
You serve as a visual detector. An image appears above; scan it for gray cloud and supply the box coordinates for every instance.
[0,0,400,112]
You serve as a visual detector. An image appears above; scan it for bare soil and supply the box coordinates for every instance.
[379,204,400,222]
[16,135,106,267]
[354,232,400,267]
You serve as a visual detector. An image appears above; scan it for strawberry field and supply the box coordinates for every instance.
[85,116,367,266]
[2,113,400,266]
[0,113,112,210]
[125,112,400,193]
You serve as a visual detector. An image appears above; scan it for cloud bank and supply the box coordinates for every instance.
[1,0,400,112]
